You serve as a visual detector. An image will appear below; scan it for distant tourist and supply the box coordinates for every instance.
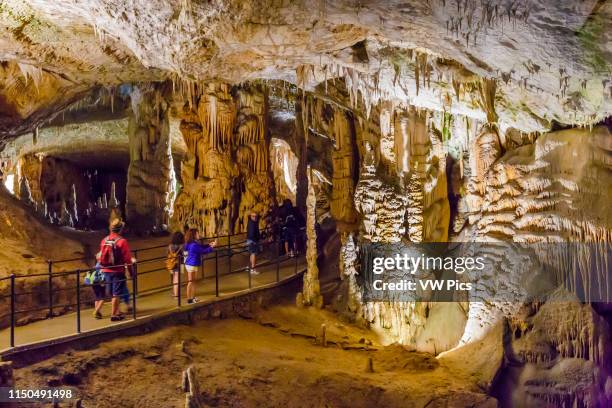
[183,229,217,304]
[166,231,184,298]
[246,211,261,275]
[86,252,106,319]
[279,199,299,257]
[99,218,134,321]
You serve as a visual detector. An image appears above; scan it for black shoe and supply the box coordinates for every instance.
[110,315,125,322]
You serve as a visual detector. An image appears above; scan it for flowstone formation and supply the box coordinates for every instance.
[172,83,276,235]
[350,105,454,351]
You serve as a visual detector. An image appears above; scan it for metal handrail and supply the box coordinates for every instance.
[2,226,306,349]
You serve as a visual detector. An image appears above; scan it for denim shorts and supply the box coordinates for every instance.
[104,272,127,297]
[92,283,106,301]
[246,239,260,254]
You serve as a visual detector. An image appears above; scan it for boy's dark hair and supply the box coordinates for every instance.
[171,231,184,245]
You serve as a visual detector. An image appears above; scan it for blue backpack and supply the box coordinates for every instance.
[85,263,105,285]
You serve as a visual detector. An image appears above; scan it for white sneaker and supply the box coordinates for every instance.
[250,269,260,275]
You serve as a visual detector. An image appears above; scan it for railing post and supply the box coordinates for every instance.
[76,269,81,334]
[10,274,15,348]
[228,230,232,275]
[294,247,298,275]
[47,260,53,319]
[248,263,252,289]
[177,253,182,307]
[132,261,137,320]
[215,249,219,297]
[200,254,204,280]
[276,238,280,283]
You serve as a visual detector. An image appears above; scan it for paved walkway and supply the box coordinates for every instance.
[0,243,305,351]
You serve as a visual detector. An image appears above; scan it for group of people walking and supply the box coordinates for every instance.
[87,218,134,321]
[87,200,303,321]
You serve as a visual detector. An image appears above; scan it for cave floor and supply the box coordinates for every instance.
[0,244,305,351]
[13,304,496,408]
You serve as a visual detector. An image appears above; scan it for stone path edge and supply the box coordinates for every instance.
[1,269,306,368]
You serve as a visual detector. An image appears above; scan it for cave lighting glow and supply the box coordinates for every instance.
[282,150,296,193]
[4,174,14,194]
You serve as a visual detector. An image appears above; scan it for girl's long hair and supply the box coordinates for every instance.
[184,228,198,244]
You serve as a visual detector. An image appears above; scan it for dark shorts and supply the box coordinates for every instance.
[282,227,296,244]
[246,239,260,254]
[92,284,106,301]
[104,272,127,297]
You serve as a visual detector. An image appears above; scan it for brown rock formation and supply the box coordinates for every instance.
[172,83,275,235]
[126,84,172,232]
[297,168,322,309]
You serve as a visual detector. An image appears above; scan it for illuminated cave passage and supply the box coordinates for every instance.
[14,152,128,230]
[0,1,610,407]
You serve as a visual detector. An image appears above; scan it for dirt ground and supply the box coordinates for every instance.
[14,303,497,408]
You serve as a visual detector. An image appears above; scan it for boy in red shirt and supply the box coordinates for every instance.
[99,219,134,321]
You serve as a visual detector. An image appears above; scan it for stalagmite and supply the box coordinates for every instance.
[59,200,73,227]
[69,184,78,224]
[181,366,204,408]
[109,182,119,208]
[318,324,327,347]
[18,176,34,207]
[365,357,374,373]
[298,167,322,308]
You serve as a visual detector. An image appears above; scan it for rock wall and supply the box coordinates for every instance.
[172,83,276,236]
[493,293,612,408]
[126,84,172,232]
[0,186,87,329]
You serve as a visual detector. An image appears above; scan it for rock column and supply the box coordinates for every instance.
[297,167,323,308]
[126,84,172,233]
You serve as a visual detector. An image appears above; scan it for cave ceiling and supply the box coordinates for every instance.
[0,0,610,144]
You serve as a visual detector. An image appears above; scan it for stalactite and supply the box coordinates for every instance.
[173,83,275,236]
[477,77,498,124]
